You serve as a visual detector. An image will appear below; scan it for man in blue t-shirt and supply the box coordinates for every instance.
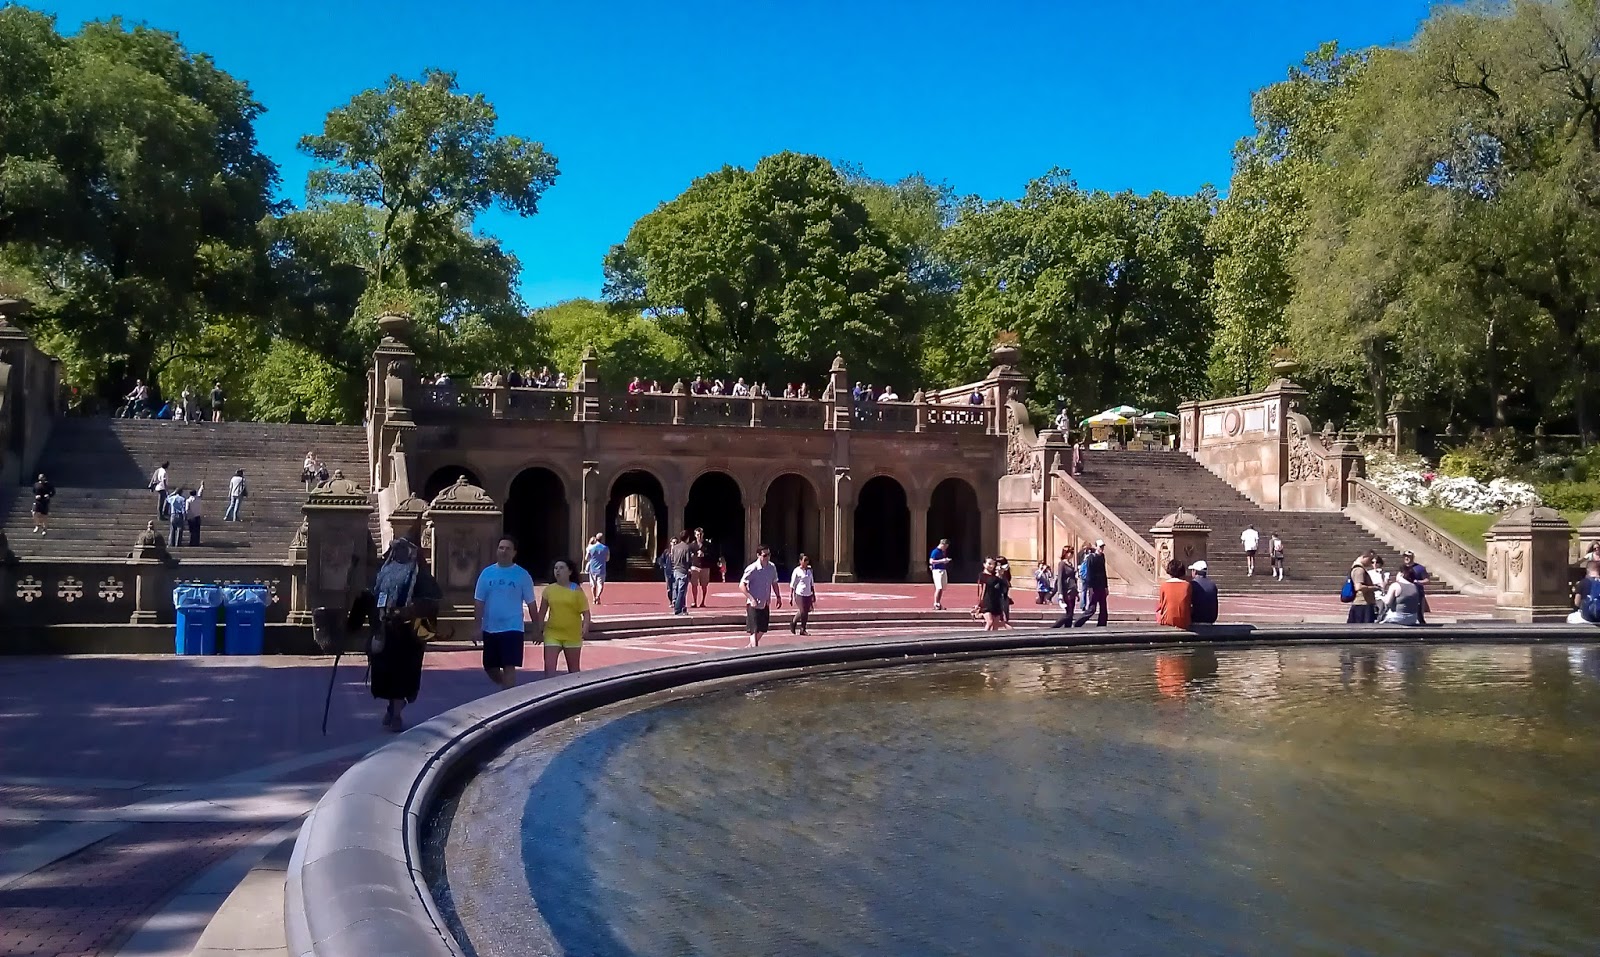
[474,536,537,690]
[1570,561,1600,625]
[929,538,953,610]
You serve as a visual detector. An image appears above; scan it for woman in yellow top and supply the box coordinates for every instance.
[537,559,591,677]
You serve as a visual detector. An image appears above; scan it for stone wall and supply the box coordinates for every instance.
[1178,380,1300,508]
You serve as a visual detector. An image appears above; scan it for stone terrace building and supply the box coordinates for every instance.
[369,313,1011,584]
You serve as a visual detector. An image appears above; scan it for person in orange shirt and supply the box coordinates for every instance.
[1155,559,1193,628]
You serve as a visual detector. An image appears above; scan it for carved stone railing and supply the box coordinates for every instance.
[2,557,296,629]
[685,395,754,426]
[853,402,918,431]
[764,397,827,429]
[603,392,674,425]
[506,387,576,421]
[1050,471,1159,590]
[1345,477,1492,593]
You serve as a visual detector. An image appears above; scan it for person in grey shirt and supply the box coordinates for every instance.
[669,531,693,616]
[739,545,783,647]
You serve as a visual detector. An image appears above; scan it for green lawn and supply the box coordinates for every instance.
[1416,506,1590,556]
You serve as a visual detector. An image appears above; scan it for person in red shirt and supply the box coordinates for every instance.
[1155,559,1193,628]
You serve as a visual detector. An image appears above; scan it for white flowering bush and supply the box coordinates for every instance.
[1363,449,1540,513]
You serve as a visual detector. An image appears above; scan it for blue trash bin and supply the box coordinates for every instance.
[221,584,271,655]
[173,585,223,656]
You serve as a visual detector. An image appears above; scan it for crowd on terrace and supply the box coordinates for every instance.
[430,367,996,406]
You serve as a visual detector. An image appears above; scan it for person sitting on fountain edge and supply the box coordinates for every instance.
[1188,561,1218,625]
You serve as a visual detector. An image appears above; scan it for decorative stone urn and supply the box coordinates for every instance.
[374,311,414,345]
[423,477,503,619]
[1486,505,1574,622]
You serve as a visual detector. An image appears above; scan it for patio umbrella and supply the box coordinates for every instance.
[1138,410,1180,426]
[1082,411,1133,427]
[1102,404,1143,418]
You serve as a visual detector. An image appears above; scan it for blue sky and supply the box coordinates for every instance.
[35,0,1434,307]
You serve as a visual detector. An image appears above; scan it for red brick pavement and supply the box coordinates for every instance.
[0,582,1500,956]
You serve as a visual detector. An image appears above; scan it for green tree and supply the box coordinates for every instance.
[534,299,688,385]
[602,152,920,387]
[0,8,277,399]
[934,171,1217,419]
[1208,42,1364,395]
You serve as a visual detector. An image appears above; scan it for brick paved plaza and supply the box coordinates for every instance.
[0,583,1496,956]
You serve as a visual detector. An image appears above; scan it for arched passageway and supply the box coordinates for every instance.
[422,465,481,502]
[685,472,744,576]
[606,470,668,581]
[927,477,983,581]
[854,475,909,582]
[503,468,568,582]
[761,474,820,575]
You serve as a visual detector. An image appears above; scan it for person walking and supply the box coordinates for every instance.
[474,535,537,690]
[210,380,226,422]
[669,530,693,615]
[1073,541,1110,627]
[929,537,952,610]
[584,533,610,606]
[30,473,54,536]
[739,545,783,647]
[165,487,188,546]
[1155,560,1193,628]
[537,558,590,678]
[355,536,440,732]
[224,469,247,522]
[979,557,1012,631]
[1188,561,1219,624]
[1078,546,1093,611]
[689,528,712,608]
[150,460,170,518]
[788,553,816,635]
[185,483,205,546]
[1269,533,1285,581]
[1053,546,1078,615]
[1240,524,1260,576]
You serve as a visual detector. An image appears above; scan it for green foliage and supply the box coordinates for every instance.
[1534,481,1600,514]
[246,339,355,423]
[0,7,276,399]
[603,152,921,388]
[1438,431,1527,482]
[932,171,1217,416]
[535,299,687,384]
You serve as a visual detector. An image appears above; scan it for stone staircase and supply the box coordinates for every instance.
[3,419,371,561]
[1071,449,1452,594]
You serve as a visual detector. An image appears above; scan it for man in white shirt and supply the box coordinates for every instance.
[1240,524,1260,576]
[185,483,205,546]
[474,536,537,690]
[878,386,900,402]
[150,461,169,518]
[739,545,783,648]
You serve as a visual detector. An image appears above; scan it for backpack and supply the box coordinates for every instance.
[1339,575,1356,603]
[1581,580,1600,624]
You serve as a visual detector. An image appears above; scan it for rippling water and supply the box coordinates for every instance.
[429,644,1600,957]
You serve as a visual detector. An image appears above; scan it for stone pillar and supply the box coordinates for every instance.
[302,477,375,626]
[670,380,687,426]
[1486,505,1574,622]
[907,495,930,582]
[912,390,929,432]
[423,477,504,619]
[744,502,763,562]
[1149,509,1211,576]
[580,461,601,547]
[385,494,427,553]
[1385,394,1414,454]
[988,340,1027,435]
[127,522,172,624]
[826,354,851,431]
[490,373,508,418]
[577,346,601,422]
[831,466,856,582]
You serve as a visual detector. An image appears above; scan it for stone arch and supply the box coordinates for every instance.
[928,476,983,580]
[606,469,669,580]
[761,472,821,573]
[686,471,745,573]
[854,474,910,582]
[504,467,570,582]
[422,465,481,503]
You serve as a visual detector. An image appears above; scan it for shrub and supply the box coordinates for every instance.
[1439,448,1499,483]
[1535,482,1600,514]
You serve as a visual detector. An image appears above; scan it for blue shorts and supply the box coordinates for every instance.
[481,630,524,670]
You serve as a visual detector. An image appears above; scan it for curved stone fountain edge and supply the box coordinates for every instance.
[284,621,1599,957]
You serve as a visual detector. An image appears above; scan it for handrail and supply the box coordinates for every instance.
[1345,477,1489,581]
[1050,469,1159,584]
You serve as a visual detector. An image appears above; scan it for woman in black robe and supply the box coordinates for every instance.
[349,537,440,731]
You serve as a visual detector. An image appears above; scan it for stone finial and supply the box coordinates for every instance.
[1489,504,1570,533]
[1150,508,1211,534]
[491,372,506,387]
[581,344,598,362]
[0,297,31,327]
[427,476,499,512]
[375,311,414,343]
[830,353,846,373]
[132,521,171,561]
[912,389,927,403]
[308,475,367,506]
[390,430,406,454]
[671,379,686,395]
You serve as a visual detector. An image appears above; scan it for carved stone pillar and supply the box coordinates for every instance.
[831,466,856,582]
[907,495,930,583]
[670,380,686,426]
[1149,509,1211,576]
[580,461,601,548]
[302,477,375,627]
[912,390,929,432]
[490,373,508,418]
[577,346,601,422]
[424,477,504,619]
[744,503,763,566]
[128,522,171,625]
[1486,506,1574,622]
[826,354,851,431]
[385,494,427,554]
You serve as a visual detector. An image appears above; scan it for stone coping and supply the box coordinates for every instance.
[283,622,1600,957]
